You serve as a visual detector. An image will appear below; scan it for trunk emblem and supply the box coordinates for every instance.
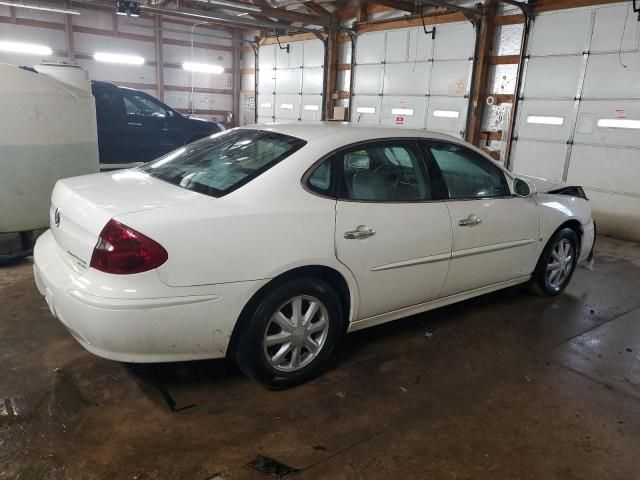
[54,208,61,228]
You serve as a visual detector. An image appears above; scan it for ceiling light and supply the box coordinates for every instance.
[182,62,224,74]
[280,103,294,110]
[356,107,375,114]
[433,110,460,118]
[194,0,262,12]
[597,118,640,130]
[260,102,272,108]
[0,41,52,56]
[304,105,319,111]
[0,1,80,14]
[526,115,564,125]
[94,52,145,65]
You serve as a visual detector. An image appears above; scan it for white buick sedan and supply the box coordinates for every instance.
[34,124,595,388]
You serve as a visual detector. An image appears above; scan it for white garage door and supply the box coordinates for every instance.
[510,3,640,240]
[256,39,325,123]
[351,21,475,138]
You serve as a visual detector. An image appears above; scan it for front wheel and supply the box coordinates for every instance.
[234,278,345,389]
[530,227,579,296]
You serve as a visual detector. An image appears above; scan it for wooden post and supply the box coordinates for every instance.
[154,15,164,101]
[232,28,242,127]
[323,26,339,121]
[467,0,496,146]
[64,0,75,62]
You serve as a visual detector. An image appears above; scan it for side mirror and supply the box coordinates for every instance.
[513,177,536,197]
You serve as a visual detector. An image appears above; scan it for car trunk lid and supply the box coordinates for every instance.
[49,169,204,273]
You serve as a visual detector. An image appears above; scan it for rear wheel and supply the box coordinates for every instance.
[234,278,344,389]
[530,227,579,296]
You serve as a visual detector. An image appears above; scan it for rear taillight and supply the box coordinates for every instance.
[90,219,168,275]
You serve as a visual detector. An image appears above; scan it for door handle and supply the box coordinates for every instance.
[127,122,142,126]
[344,225,376,239]
[458,215,482,227]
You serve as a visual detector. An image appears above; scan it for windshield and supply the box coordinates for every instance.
[140,130,306,197]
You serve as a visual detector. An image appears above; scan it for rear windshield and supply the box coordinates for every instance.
[140,129,306,197]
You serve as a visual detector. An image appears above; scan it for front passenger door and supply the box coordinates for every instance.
[328,140,452,321]
[422,141,540,297]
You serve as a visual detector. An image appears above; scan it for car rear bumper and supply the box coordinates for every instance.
[34,229,265,363]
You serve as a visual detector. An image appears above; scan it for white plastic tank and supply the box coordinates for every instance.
[0,63,99,259]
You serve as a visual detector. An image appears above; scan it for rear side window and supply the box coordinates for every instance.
[141,130,306,197]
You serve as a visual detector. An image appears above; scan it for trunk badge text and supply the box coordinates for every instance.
[54,208,61,228]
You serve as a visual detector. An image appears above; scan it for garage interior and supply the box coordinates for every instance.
[1,0,640,478]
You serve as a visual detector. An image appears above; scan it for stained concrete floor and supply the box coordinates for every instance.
[2,235,640,479]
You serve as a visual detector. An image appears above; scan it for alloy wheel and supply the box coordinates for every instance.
[262,295,330,372]
[546,238,574,289]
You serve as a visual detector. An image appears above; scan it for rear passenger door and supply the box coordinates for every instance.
[325,140,452,320]
[420,140,540,297]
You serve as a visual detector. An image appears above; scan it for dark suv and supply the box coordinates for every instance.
[92,81,224,167]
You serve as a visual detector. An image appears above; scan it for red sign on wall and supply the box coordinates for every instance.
[395,116,404,125]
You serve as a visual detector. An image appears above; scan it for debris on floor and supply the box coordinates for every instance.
[524,376,533,383]
[247,455,299,478]
[336,391,345,398]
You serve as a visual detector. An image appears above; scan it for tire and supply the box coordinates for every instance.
[530,227,579,296]
[234,277,345,389]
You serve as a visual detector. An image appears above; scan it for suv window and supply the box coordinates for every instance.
[141,130,306,197]
[334,141,431,201]
[123,92,169,118]
[427,142,510,199]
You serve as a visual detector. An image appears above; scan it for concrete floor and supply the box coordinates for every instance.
[2,236,640,479]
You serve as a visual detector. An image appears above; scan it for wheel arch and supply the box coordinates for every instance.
[226,264,357,358]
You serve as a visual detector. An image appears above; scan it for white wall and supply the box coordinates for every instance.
[0,4,234,121]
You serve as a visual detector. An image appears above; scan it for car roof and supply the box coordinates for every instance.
[242,122,466,144]
[91,80,145,93]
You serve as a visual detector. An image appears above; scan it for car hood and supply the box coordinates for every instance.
[518,174,566,193]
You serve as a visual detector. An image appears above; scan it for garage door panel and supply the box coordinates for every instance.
[385,30,409,63]
[257,94,274,122]
[303,40,324,67]
[276,42,303,69]
[275,68,302,94]
[582,53,640,99]
[383,62,431,96]
[511,140,567,182]
[300,95,322,121]
[354,64,384,95]
[515,99,575,141]
[302,68,323,94]
[357,32,386,64]
[258,44,276,70]
[351,96,381,124]
[380,96,427,129]
[257,68,275,95]
[408,27,434,62]
[426,97,467,137]
[430,60,470,96]
[583,189,640,240]
[591,5,639,53]
[434,22,475,60]
[567,145,640,196]
[574,100,640,147]
[522,56,584,99]
[528,10,591,56]
[274,94,300,120]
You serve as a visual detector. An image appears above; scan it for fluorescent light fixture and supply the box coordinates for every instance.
[356,107,376,114]
[260,102,272,108]
[198,0,262,12]
[391,108,414,116]
[0,1,80,14]
[280,103,294,110]
[526,115,564,126]
[94,52,145,65]
[304,105,319,111]
[182,62,224,74]
[597,118,640,130]
[433,110,460,118]
[0,41,52,56]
